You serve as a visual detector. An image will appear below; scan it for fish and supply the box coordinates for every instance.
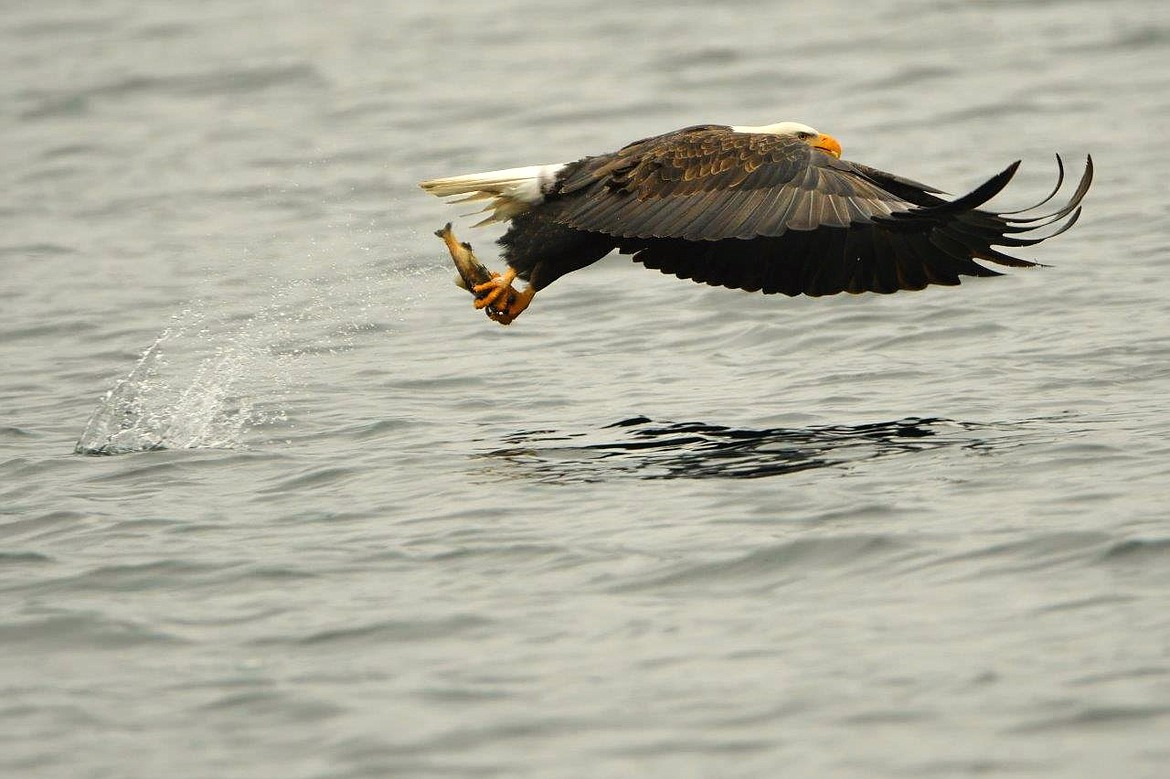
[436,222,493,294]
[435,222,512,320]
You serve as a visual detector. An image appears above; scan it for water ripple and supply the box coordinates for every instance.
[613,534,914,594]
[20,63,325,119]
[480,416,1003,482]
[0,613,184,651]
[277,614,494,648]
[1012,704,1170,734]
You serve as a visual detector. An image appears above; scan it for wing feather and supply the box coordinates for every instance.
[498,125,1090,297]
[551,127,904,240]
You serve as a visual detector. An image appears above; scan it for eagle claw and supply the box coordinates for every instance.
[472,271,535,325]
[473,271,515,310]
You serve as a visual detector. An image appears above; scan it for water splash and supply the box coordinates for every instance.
[75,335,172,455]
[75,309,289,456]
[74,224,448,456]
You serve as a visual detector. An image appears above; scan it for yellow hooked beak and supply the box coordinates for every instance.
[812,133,842,158]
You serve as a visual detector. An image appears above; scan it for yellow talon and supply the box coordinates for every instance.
[468,270,536,325]
[473,269,518,310]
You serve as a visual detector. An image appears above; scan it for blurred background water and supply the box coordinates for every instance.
[3,1,1170,777]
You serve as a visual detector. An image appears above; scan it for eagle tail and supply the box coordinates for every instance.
[418,163,567,226]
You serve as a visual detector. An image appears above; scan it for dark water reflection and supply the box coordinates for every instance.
[483,416,998,482]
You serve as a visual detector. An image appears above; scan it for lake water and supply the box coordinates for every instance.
[3,1,1170,777]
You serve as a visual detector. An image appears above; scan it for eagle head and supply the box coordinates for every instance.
[729,121,842,158]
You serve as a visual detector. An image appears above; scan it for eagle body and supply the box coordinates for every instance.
[420,122,1091,323]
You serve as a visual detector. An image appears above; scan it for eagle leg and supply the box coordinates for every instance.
[473,269,536,325]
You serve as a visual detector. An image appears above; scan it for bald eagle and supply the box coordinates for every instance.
[419,122,1091,325]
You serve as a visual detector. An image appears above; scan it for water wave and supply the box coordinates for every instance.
[480,416,996,482]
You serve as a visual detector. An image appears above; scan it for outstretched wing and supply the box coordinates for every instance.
[552,126,912,240]
[543,126,1092,296]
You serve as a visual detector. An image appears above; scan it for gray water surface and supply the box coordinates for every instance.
[4,1,1170,777]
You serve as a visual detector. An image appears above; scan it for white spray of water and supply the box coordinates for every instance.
[74,304,293,456]
[74,224,460,456]
[73,212,465,456]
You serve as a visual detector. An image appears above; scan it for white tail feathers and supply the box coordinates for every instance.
[419,163,566,226]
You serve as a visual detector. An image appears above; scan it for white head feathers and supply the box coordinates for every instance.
[729,121,820,138]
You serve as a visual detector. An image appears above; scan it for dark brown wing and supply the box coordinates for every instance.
[540,126,1092,296]
[552,126,908,240]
